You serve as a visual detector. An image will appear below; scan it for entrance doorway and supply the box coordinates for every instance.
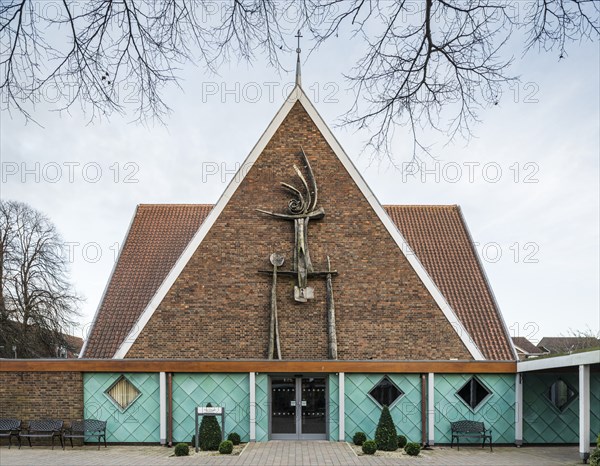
[270,376,327,440]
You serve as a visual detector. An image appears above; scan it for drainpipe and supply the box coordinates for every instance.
[168,372,173,447]
[421,374,427,448]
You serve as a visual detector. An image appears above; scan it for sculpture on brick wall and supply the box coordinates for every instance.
[257,147,324,302]
[258,148,338,359]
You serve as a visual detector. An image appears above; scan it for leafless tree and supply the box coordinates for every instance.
[1,0,598,160]
[0,200,80,358]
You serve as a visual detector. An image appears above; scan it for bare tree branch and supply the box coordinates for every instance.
[1,0,598,161]
[0,200,81,358]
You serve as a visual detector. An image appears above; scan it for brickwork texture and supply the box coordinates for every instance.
[127,101,472,360]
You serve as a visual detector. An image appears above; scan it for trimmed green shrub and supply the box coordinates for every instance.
[198,403,222,451]
[590,434,600,466]
[404,442,421,456]
[219,440,234,454]
[362,440,377,455]
[228,432,241,445]
[374,405,398,451]
[353,432,367,446]
[397,435,407,448]
[174,443,189,456]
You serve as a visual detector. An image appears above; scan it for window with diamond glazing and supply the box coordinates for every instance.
[105,375,141,411]
[546,379,577,412]
[368,376,404,407]
[456,377,491,410]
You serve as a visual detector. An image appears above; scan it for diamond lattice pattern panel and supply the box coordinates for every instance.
[84,373,160,442]
[592,373,600,441]
[255,374,269,442]
[329,374,339,441]
[435,374,514,444]
[523,372,580,443]
[345,374,421,443]
[172,373,249,443]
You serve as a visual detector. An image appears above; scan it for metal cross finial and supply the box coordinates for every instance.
[296,30,302,53]
[295,30,302,87]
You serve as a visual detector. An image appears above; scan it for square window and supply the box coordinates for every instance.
[546,379,577,412]
[368,376,404,407]
[456,377,491,410]
[105,375,141,411]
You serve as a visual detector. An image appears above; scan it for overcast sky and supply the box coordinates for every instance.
[1,18,598,347]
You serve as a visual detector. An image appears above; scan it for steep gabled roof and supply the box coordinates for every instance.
[81,204,213,358]
[82,203,515,360]
[512,336,545,355]
[387,205,515,360]
[538,336,600,354]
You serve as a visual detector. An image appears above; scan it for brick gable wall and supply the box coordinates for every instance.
[126,102,472,360]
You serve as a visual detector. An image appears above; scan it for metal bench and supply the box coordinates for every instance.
[0,419,21,448]
[451,420,492,451]
[19,420,64,449]
[62,419,107,449]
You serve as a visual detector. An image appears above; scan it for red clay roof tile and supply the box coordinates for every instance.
[83,204,515,360]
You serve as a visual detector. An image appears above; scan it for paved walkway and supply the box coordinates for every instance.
[0,441,585,465]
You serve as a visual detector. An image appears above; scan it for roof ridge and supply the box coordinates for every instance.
[383,204,459,208]
[138,203,214,207]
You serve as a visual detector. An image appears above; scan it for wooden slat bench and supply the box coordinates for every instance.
[19,420,64,450]
[451,420,492,451]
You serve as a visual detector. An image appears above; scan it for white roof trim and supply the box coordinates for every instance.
[457,206,517,360]
[517,350,600,372]
[113,86,485,360]
[80,207,138,358]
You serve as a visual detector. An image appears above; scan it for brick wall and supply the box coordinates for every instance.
[0,371,83,425]
[127,101,472,360]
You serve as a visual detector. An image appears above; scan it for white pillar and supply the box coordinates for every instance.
[159,372,167,445]
[515,373,523,446]
[249,372,256,442]
[428,373,435,445]
[339,372,345,442]
[579,365,590,462]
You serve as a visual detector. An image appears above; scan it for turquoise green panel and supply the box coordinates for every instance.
[172,374,249,443]
[592,373,600,441]
[255,374,269,442]
[345,374,421,443]
[523,372,579,443]
[83,373,160,443]
[434,374,514,444]
[329,374,339,441]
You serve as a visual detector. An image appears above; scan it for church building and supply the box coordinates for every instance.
[80,72,519,444]
[2,57,597,460]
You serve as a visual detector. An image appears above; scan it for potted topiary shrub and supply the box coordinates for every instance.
[353,432,367,446]
[397,434,407,448]
[228,432,241,445]
[362,440,377,455]
[198,403,223,451]
[404,442,421,456]
[375,405,398,451]
[174,442,190,456]
[219,440,234,454]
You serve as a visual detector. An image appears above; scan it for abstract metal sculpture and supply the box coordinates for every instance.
[258,148,338,359]
[257,147,324,302]
[268,253,284,359]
